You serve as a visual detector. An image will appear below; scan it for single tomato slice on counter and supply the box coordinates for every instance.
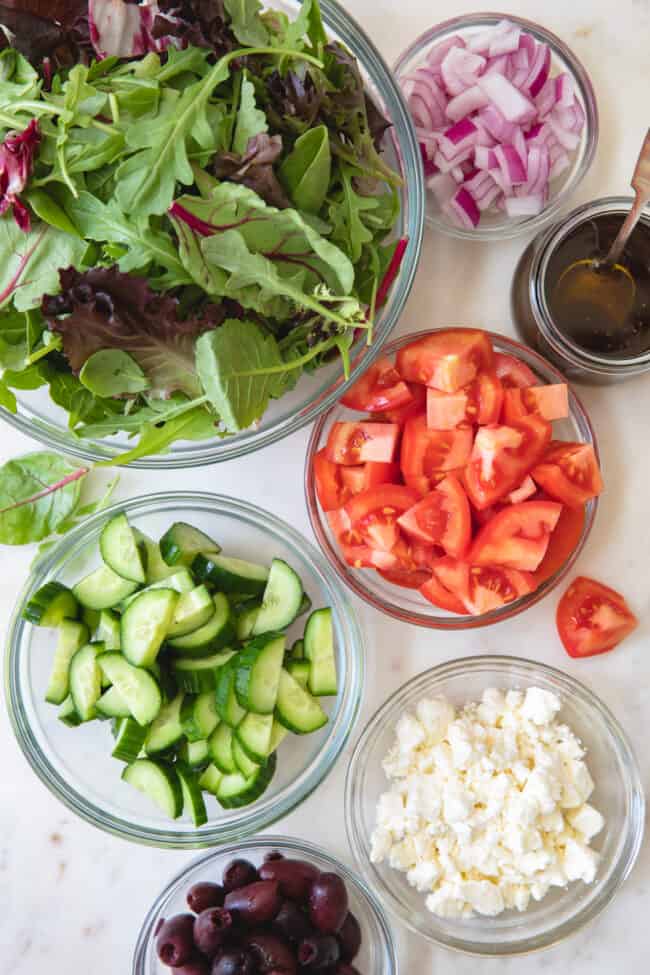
[426,372,503,429]
[314,448,348,511]
[531,441,603,508]
[344,484,420,552]
[398,474,471,558]
[469,500,563,572]
[396,329,494,392]
[502,384,569,424]
[340,356,413,412]
[464,414,552,509]
[401,414,474,493]
[506,474,537,504]
[557,576,638,657]
[381,382,427,424]
[325,421,399,465]
[493,351,537,389]
[534,501,585,585]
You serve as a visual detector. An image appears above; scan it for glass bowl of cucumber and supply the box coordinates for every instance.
[5,492,364,848]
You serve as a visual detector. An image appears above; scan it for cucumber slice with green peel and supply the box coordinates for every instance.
[216,752,276,809]
[168,593,235,657]
[235,634,285,714]
[181,691,219,742]
[24,582,79,627]
[192,553,269,595]
[121,569,195,611]
[167,585,214,639]
[268,719,289,754]
[235,712,274,764]
[58,694,82,727]
[236,604,260,642]
[160,522,221,567]
[122,759,183,818]
[290,638,305,660]
[144,692,184,754]
[96,684,131,718]
[73,565,139,611]
[177,762,208,826]
[111,717,147,762]
[252,559,303,635]
[178,738,210,769]
[209,722,237,774]
[297,592,312,618]
[121,589,178,667]
[215,661,246,728]
[97,610,121,650]
[98,653,162,726]
[172,650,235,694]
[100,513,146,583]
[69,644,102,721]
[275,669,328,735]
[45,620,89,705]
[135,532,181,583]
[232,736,260,778]
[287,659,310,689]
[304,608,338,697]
[198,763,223,796]
[82,607,101,635]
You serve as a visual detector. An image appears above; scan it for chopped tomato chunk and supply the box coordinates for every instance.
[378,566,432,589]
[466,564,536,614]
[344,484,419,552]
[506,474,537,504]
[381,382,427,424]
[340,356,413,412]
[534,502,585,584]
[402,415,473,494]
[464,415,552,509]
[396,329,494,392]
[340,461,401,497]
[325,421,400,465]
[397,474,471,558]
[469,500,563,572]
[493,351,537,389]
[420,572,469,614]
[426,389,468,430]
[502,384,569,424]
[531,442,603,508]
[557,576,638,657]
[314,449,348,511]
[426,372,504,429]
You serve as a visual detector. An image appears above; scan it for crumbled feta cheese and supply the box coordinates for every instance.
[370,688,604,919]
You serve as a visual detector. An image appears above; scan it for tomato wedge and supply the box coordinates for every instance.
[531,442,603,508]
[506,474,537,504]
[345,484,420,552]
[534,502,585,584]
[426,389,468,430]
[402,415,473,494]
[378,566,433,589]
[314,449,348,511]
[426,372,503,429]
[398,474,471,558]
[381,382,427,424]
[325,421,400,465]
[464,415,552,510]
[469,500,563,572]
[557,576,638,657]
[493,351,537,389]
[420,572,469,614]
[340,356,413,412]
[341,461,401,497]
[430,557,535,614]
[396,329,494,392]
[502,384,569,424]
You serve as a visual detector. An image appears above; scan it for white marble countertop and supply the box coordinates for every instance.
[1,0,649,970]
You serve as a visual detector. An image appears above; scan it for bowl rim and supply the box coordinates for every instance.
[393,10,600,241]
[131,834,399,975]
[304,327,599,629]
[5,491,365,848]
[0,0,425,469]
[344,653,646,956]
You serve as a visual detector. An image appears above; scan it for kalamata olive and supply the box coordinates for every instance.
[337,913,361,962]
[264,850,285,862]
[171,960,210,975]
[298,934,340,970]
[187,883,226,914]
[259,859,320,901]
[157,914,196,967]
[225,880,281,923]
[194,908,233,957]
[308,875,348,934]
[274,900,313,943]
[244,931,297,975]
[336,965,361,975]
[210,948,256,975]
[222,859,259,892]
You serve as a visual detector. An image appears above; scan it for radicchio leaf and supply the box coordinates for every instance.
[88,0,180,58]
[211,133,290,209]
[0,1,91,71]
[0,120,41,232]
[42,266,227,399]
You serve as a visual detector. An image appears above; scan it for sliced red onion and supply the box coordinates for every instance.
[467,18,513,53]
[505,194,545,216]
[477,73,535,123]
[427,170,458,205]
[474,145,498,169]
[426,34,467,69]
[549,150,571,180]
[489,27,521,57]
[513,126,527,166]
[446,85,489,121]
[555,72,576,107]
[450,165,465,183]
[444,187,481,228]
[524,43,551,97]
[483,53,509,77]
[476,181,503,210]
[433,145,474,172]
[441,47,487,96]
[478,104,518,142]
[438,117,479,158]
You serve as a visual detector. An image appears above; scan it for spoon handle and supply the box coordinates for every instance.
[606,128,650,266]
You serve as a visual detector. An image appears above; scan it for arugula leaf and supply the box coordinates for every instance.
[41,365,120,428]
[0,378,16,412]
[0,451,87,545]
[77,393,209,439]
[279,124,331,213]
[328,166,378,263]
[224,0,269,46]
[275,0,313,50]
[79,349,150,398]
[0,218,87,312]
[95,404,219,467]
[0,305,30,370]
[233,74,268,155]
[24,187,81,237]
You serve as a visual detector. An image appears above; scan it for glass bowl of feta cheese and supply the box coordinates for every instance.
[344,655,644,955]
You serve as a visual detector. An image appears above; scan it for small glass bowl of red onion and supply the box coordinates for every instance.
[394,13,598,239]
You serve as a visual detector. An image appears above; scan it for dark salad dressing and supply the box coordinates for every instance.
[545,213,650,358]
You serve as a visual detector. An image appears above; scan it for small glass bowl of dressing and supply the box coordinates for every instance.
[512,196,650,382]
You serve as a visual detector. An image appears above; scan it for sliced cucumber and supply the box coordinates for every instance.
[135,531,181,583]
[111,717,147,762]
[100,512,146,583]
[98,652,162,726]
[215,661,246,728]
[172,650,235,694]
[192,553,268,595]
[252,559,303,635]
[96,684,131,719]
[177,762,208,826]
[235,634,285,714]
[235,712,274,764]
[121,589,178,667]
[198,763,223,796]
[45,620,89,705]
[168,593,235,657]
[122,759,183,818]
[96,610,121,651]
[268,718,289,754]
[181,691,218,742]
[287,659,310,689]
[58,694,82,727]
[178,738,210,769]
[144,692,184,755]
[121,569,195,611]
[290,638,305,660]
[167,585,214,639]
[23,582,78,627]
[216,752,276,809]
[297,592,312,618]
[160,522,221,567]
[232,736,260,778]
[304,607,338,697]
[275,668,328,735]
[69,643,102,721]
[73,565,139,611]
[236,604,260,642]
[82,607,101,636]
[209,722,237,774]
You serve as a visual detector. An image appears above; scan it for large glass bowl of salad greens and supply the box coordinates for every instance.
[0,0,424,467]
[5,491,364,847]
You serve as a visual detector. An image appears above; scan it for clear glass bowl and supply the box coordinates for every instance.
[345,655,645,956]
[132,836,398,974]
[394,12,599,240]
[5,492,364,848]
[0,0,424,469]
[304,329,599,629]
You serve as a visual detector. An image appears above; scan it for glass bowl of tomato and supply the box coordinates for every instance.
[304,328,600,629]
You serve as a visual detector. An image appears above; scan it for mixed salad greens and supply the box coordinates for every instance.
[0,0,403,462]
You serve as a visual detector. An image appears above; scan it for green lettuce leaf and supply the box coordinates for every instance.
[224,0,269,46]
[0,219,88,312]
[233,74,268,155]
